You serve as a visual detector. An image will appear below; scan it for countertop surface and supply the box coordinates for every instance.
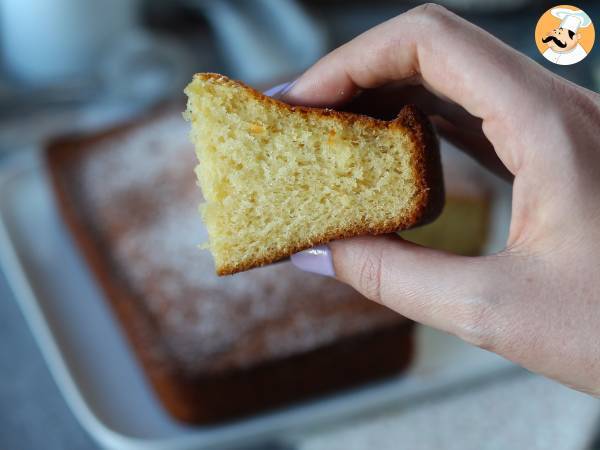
[0,270,97,450]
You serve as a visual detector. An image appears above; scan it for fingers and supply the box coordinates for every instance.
[329,235,507,345]
[283,4,554,174]
[341,82,455,122]
[339,83,510,178]
[286,4,534,116]
[431,117,514,181]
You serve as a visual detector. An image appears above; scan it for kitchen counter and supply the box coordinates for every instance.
[0,270,97,450]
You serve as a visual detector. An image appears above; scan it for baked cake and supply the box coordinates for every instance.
[45,107,415,424]
[184,73,444,275]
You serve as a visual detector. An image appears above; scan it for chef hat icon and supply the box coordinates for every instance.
[551,7,592,33]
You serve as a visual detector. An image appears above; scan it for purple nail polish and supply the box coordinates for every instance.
[290,245,335,277]
[263,79,298,98]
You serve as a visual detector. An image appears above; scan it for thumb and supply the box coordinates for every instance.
[291,234,507,344]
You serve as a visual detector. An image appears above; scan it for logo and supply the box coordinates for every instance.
[535,5,594,66]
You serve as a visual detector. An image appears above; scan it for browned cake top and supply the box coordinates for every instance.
[72,110,405,376]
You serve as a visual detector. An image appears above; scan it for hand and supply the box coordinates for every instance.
[283,4,600,395]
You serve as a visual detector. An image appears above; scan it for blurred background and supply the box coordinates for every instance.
[0,0,598,152]
[0,1,599,449]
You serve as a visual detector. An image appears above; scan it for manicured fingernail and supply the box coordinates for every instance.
[290,245,335,277]
[263,79,298,98]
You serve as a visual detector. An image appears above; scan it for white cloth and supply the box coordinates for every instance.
[543,43,587,65]
[299,373,600,450]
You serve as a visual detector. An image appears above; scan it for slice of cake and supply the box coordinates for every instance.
[184,73,444,275]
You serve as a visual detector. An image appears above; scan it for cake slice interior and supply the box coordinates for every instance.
[184,73,443,275]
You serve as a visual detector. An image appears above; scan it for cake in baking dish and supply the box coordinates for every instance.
[45,108,416,424]
[184,73,444,275]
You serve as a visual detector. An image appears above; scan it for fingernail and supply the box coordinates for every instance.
[290,245,335,277]
[263,79,298,99]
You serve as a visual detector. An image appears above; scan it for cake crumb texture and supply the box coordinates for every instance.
[184,73,443,275]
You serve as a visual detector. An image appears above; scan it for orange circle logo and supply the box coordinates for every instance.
[535,5,594,66]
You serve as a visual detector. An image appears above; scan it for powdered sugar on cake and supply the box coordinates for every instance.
[79,110,402,375]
